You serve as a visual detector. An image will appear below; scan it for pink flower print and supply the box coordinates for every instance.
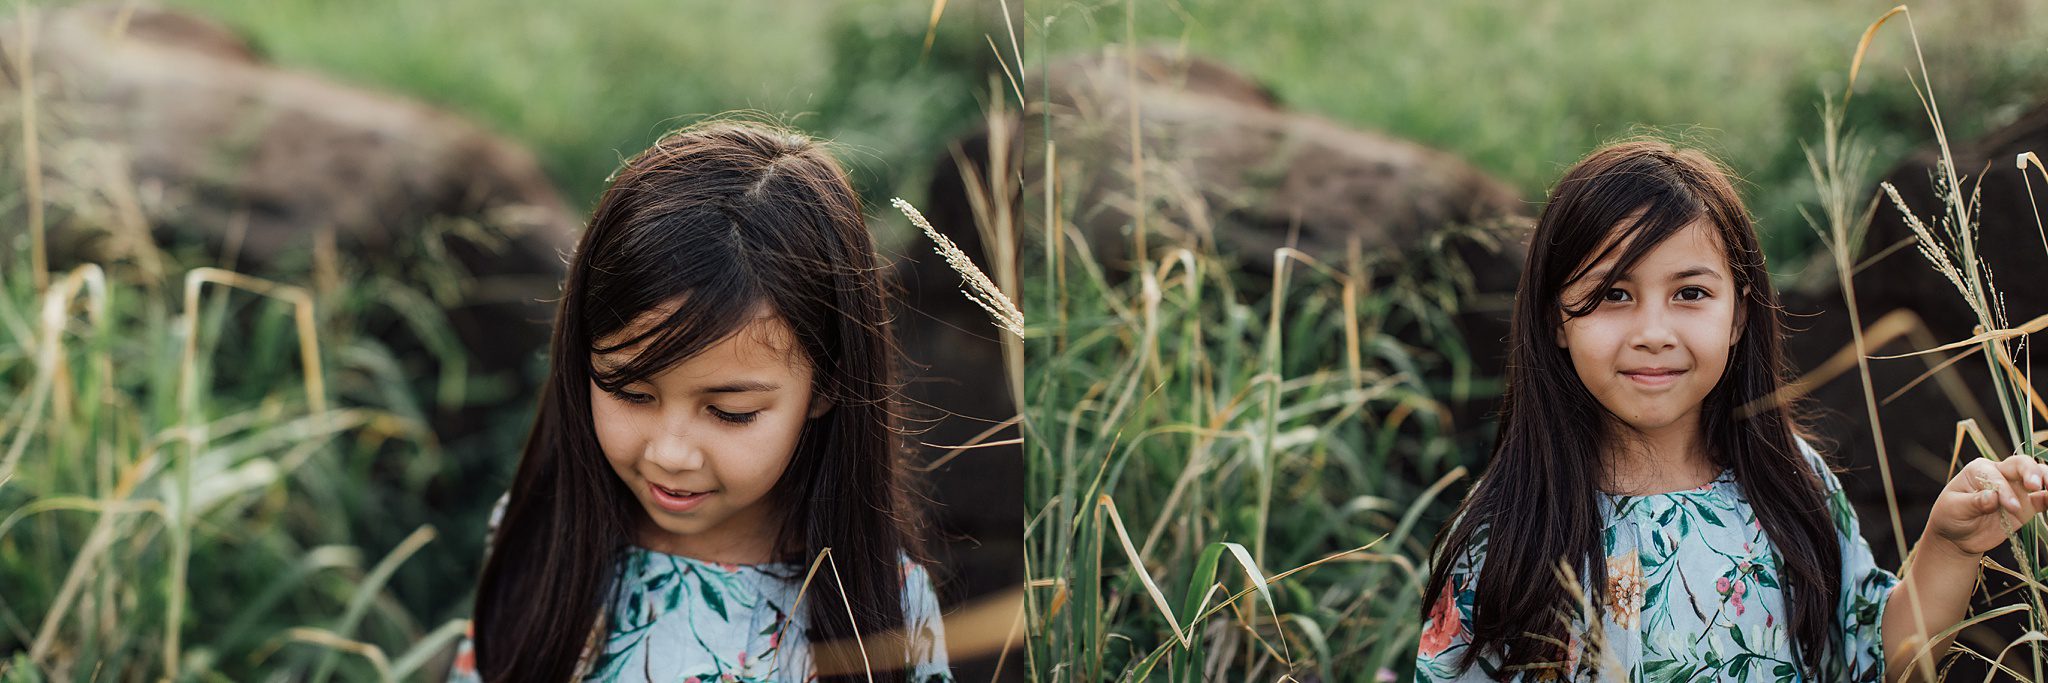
[1420,577,1465,657]
[452,622,476,674]
[1733,594,1746,616]
[1716,577,1732,595]
[1767,614,1774,627]
[1733,580,1746,598]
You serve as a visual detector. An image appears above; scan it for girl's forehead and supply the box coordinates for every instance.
[591,300,805,369]
[1573,216,1729,281]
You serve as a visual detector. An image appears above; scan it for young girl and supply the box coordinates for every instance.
[445,122,951,682]
[1415,140,2048,682]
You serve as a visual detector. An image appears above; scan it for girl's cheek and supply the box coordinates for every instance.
[589,403,646,467]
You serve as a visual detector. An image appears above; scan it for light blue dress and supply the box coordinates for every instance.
[1415,439,1897,681]
[446,496,952,682]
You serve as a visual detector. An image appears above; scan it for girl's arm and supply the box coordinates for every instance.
[1884,455,2048,683]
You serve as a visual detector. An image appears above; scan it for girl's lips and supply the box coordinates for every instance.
[649,482,713,513]
[1622,369,1685,388]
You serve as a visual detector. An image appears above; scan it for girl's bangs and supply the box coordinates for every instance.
[586,284,769,392]
[1557,196,1705,318]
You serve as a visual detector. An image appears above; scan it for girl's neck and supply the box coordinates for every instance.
[635,509,786,566]
[1599,413,1720,495]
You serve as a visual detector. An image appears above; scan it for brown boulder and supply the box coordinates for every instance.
[0,3,577,449]
[913,50,1531,513]
[1,3,576,265]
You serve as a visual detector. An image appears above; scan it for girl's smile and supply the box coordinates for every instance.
[1619,366,1687,388]
[648,482,714,513]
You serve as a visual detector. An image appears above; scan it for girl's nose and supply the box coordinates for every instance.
[1629,307,1680,352]
[646,423,707,472]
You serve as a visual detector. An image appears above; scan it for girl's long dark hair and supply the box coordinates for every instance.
[1420,140,1840,679]
[469,122,924,682]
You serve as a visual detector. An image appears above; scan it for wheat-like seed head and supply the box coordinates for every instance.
[1883,181,1980,315]
[891,197,1025,339]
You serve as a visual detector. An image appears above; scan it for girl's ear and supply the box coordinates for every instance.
[1730,286,1749,346]
[807,392,835,419]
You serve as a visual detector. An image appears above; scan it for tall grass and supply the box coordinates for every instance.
[1803,6,2048,680]
[1018,153,1488,679]
[1010,11,1494,673]
[0,239,474,680]
[0,32,482,674]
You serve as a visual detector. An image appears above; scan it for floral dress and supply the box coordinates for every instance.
[446,496,953,682]
[1415,439,1898,682]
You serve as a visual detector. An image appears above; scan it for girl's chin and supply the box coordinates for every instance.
[1601,403,1698,433]
[1614,414,1690,433]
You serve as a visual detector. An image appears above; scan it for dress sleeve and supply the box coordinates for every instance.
[1798,438,1898,683]
[1414,526,1497,682]
[443,492,510,683]
[900,559,955,683]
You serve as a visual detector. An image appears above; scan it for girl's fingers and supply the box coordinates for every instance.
[2005,455,2048,492]
[2001,458,2048,514]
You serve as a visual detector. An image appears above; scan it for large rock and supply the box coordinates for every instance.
[999,47,1527,280]
[0,3,577,449]
[917,48,1529,462]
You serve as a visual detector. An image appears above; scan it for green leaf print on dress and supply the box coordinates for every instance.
[1415,438,1898,682]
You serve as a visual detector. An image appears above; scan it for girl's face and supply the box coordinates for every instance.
[589,302,828,564]
[1556,218,1744,440]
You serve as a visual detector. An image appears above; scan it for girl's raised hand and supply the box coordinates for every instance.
[1929,455,2048,557]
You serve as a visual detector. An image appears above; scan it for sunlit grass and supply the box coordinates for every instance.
[0,13,475,674]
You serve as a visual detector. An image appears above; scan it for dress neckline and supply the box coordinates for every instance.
[1597,467,1735,499]
[624,543,801,575]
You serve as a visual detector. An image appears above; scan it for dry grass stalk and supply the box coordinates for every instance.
[892,196,1026,339]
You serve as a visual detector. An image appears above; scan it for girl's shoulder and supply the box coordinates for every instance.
[1789,435,1849,494]
[1430,512,1491,579]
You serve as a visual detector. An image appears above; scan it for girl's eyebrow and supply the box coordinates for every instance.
[699,380,782,394]
[1669,266,1723,281]
[1584,265,1724,284]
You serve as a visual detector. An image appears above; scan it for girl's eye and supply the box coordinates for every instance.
[607,388,655,405]
[709,406,760,425]
[1676,286,1709,302]
[1602,288,1631,303]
